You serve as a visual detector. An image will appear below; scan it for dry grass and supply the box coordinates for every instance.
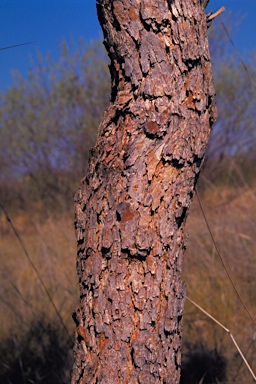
[183,181,256,383]
[0,211,78,382]
[0,212,78,335]
[0,174,255,383]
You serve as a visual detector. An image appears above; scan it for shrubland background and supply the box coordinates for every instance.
[0,17,256,384]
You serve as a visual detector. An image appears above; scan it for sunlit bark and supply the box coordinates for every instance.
[72,1,216,383]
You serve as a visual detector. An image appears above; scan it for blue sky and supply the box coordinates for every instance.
[0,0,255,91]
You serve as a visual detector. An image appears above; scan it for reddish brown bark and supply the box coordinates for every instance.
[72,1,217,383]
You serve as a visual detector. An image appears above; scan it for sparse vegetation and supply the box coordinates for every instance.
[0,19,255,383]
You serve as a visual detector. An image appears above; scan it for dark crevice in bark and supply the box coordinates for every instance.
[208,94,215,111]
[175,207,188,228]
[170,158,185,169]
[77,238,84,246]
[101,247,111,258]
[161,155,186,170]
[194,154,203,170]
[130,348,137,368]
[138,11,152,33]
[121,248,148,261]
[183,57,202,70]
[164,328,175,338]
[165,45,170,56]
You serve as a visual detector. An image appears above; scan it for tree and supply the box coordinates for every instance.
[206,19,256,162]
[200,22,256,187]
[0,39,109,211]
[72,1,217,383]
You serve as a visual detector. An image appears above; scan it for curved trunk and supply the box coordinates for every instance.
[72,1,217,383]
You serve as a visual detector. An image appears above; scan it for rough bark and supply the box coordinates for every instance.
[72,0,217,383]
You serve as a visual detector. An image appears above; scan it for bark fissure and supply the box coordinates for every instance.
[72,1,216,383]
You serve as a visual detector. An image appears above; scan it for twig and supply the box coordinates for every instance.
[221,22,256,89]
[207,6,225,22]
[195,188,256,326]
[0,42,34,51]
[186,296,256,381]
[0,203,73,345]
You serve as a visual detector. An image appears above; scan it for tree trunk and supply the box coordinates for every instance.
[71,1,217,383]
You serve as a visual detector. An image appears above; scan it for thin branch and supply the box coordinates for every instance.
[195,188,256,326]
[186,296,256,381]
[0,42,34,51]
[207,6,225,22]
[221,22,256,89]
[0,203,73,345]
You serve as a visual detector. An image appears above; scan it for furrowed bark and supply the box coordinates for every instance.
[72,1,217,383]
